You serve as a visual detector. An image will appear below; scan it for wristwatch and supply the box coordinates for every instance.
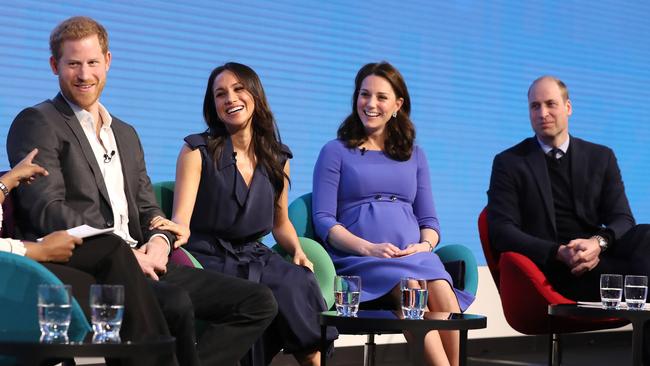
[592,235,608,252]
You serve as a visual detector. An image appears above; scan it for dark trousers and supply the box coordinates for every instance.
[44,234,173,366]
[45,234,278,366]
[150,263,278,366]
[546,224,650,363]
[547,224,650,300]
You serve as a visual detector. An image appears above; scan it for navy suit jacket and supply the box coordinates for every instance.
[487,136,635,270]
[6,93,172,245]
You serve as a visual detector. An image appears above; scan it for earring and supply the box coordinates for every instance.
[392,111,397,118]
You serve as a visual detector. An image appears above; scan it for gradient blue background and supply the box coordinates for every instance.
[1,1,649,263]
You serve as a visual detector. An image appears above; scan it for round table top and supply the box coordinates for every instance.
[0,334,175,359]
[549,303,650,323]
[320,310,487,334]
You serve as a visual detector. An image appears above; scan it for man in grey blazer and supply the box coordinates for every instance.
[487,75,650,300]
[7,16,276,366]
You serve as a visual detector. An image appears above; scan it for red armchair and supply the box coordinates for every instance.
[478,208,627,365]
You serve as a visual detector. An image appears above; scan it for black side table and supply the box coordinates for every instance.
[549,304,650,366]
[320,310,487,366]
[0,335,175,365]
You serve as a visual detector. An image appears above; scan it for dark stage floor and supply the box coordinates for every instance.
[270,330,632,366]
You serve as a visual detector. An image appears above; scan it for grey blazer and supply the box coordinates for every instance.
[7,93,172,245]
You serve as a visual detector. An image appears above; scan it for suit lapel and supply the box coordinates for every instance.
[111,122,140,235]
[524,138,557,233]
[51,94,112,206]
[569,137,587,219]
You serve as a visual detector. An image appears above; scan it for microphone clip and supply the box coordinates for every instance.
[103,150,116,163]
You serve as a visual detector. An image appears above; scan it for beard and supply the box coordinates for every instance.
[59,77,106,110]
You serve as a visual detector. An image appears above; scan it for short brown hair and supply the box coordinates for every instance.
[50,16,109,61]
[528,75,569,101]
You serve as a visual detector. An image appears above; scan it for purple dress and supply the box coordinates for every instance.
[312,139,474,311]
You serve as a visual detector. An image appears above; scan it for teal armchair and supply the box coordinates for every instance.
[0,253,90,342]
[0,189,90,364]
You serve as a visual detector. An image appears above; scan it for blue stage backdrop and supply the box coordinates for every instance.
[1,1,649,263]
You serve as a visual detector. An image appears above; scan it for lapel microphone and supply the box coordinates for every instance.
[360,147,367,156]
[103,150,116,163]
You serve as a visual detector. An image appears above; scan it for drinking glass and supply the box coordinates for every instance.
[90,284,125,343]
[38,284,72,343]
[334,276,361,317]
[625,275,648,310]
[600,274,623,309]
[401,277,428,319]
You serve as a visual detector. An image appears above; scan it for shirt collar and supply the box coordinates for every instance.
[536,135,570,156]
[218,136,237,170]
[60,93,112,130]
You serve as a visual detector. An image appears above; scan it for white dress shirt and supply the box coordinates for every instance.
[63,96,171,250]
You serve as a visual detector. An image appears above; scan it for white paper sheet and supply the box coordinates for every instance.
[37,225,114,241]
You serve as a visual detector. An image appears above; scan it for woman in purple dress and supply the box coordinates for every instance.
[312,62,474,366]
[159,63,335,366]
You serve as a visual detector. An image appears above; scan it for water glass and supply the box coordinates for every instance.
[334,276,361,317]
[401,277,428,319]
[625,275,648,310]
[38,284,72,343]
[90,284,125,343]
[600,274,623,309]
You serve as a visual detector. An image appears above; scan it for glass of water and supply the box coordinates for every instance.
[334,276,361,317]
[90,284,125,343]
[600,274,623,309]
[401,277,428,319]
[38,284,72,343]
[625,275,648,310]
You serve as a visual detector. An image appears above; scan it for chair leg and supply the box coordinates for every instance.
[548,333,562,366]
[364,334,376,366]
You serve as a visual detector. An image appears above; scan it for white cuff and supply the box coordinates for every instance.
[150,233,171,255]
[0,238,26,256]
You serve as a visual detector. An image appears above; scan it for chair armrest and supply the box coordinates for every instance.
[498,251,574,334]
[272,237,335,309]
[435,244,479,296]
[0,252,90,341]
[169,247,204,269]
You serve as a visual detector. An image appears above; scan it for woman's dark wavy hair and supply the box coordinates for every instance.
[202,62,288,205]
[337,62,415,161]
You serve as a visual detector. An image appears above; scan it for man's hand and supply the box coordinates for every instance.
[142,237,169,270]
[132,237,169,280]
[556,244,577,268]
[132,249,162,280]
[27,231,82,262]
[362,242,401,258]
[149,216,190,248]
[565,238,601,276]
[557,238,602,276]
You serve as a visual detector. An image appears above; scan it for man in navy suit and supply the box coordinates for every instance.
[487,76,650,300]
